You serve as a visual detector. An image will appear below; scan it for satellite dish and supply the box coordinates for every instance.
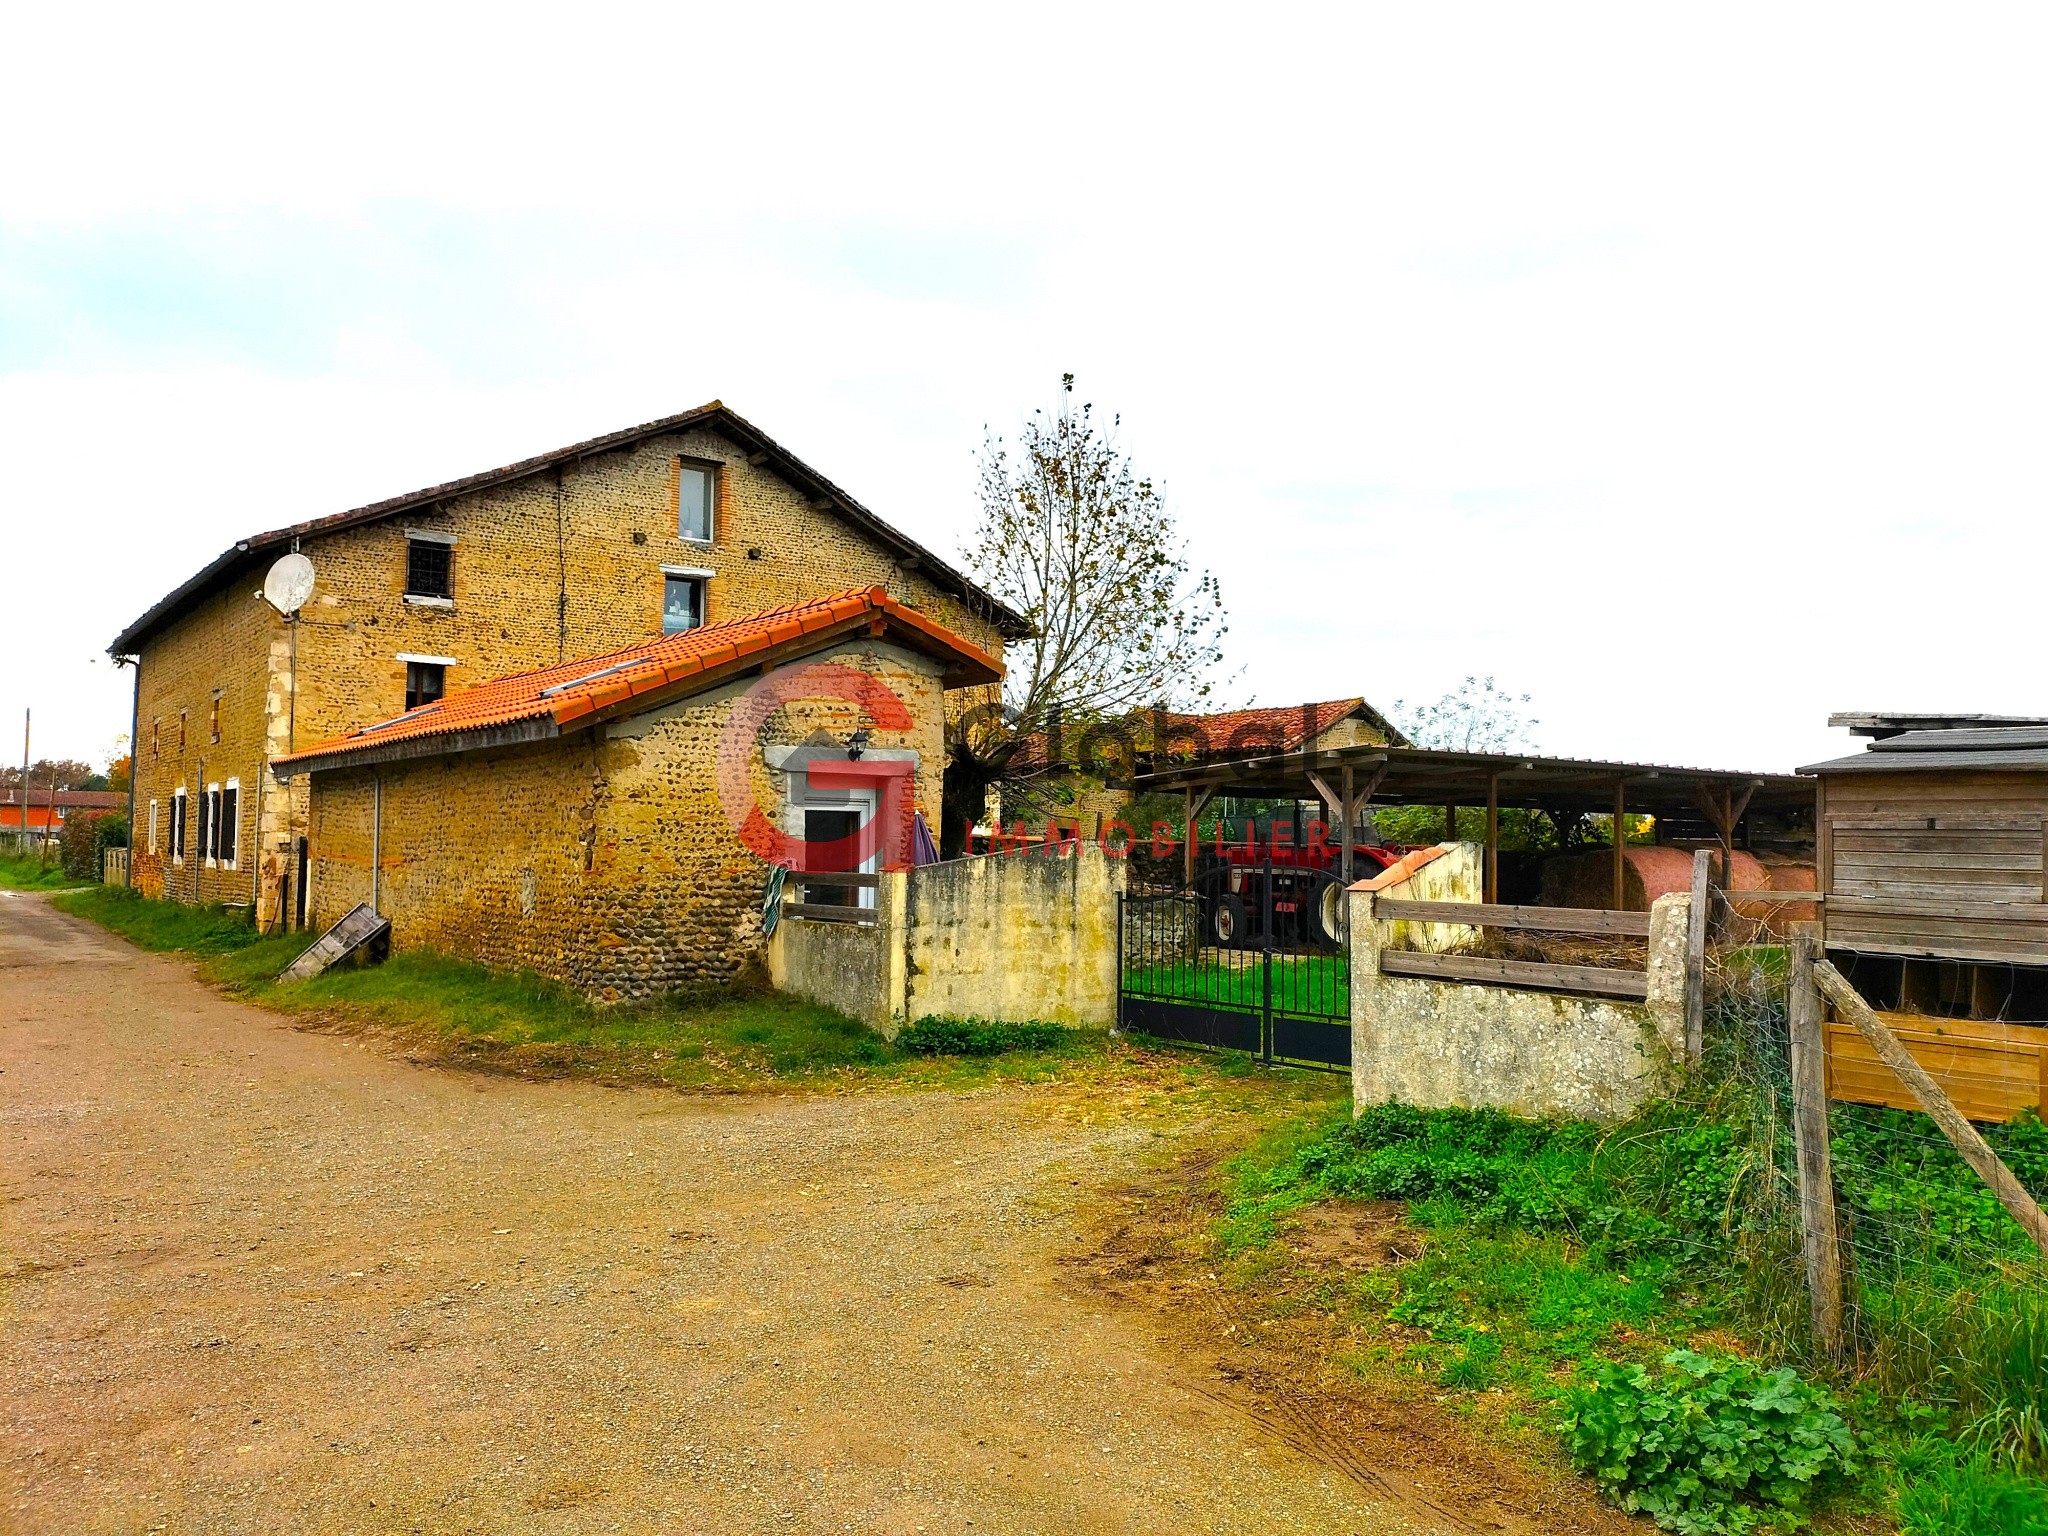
[262,553,316,617]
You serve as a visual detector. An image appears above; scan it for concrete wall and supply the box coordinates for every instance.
[1349,887,1693,1123]
[1357,842,1485,952]
[767,882,907,1033]
[770,845,1124,1035]
[902,847,1121,1027]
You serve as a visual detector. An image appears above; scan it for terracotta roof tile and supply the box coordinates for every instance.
[1159,698,1369,757]
[275,586,1001,773]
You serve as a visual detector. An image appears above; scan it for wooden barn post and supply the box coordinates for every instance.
[1788,930,1844,1357]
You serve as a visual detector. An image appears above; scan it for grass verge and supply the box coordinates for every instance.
[0,854,91,891]
[1207,1090,2048,1534]
[48,885,1347,1113]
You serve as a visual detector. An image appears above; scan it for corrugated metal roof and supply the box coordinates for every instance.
[1802,747,2048,774]
[1802,723,2048,773]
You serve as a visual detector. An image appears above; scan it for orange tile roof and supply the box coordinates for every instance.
[1159,698,1369,757]
[275,586,1001,773]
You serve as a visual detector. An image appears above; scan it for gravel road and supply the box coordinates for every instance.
[0,892,1458,1535]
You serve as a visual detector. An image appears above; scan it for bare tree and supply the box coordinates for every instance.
[944,375,1228,850]
[1390,676,1539,754]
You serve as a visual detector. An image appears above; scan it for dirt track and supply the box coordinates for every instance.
[0,892,1592,1534]
[0,892,1440,1534]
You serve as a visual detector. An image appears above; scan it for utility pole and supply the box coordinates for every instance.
[40,752,61,869]
[17,709,28,859]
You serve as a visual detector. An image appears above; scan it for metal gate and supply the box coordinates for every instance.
[1116,859,1352,1071]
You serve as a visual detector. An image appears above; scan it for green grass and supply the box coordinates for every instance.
[1123,953,1349,1014]
[49,885,1342,1104]
[1211,1091,2048,1533]
[0,853,91,890]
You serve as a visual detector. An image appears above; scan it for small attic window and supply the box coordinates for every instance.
[406,534,454,601]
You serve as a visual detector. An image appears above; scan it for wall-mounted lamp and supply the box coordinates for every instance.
[846,728,870,761]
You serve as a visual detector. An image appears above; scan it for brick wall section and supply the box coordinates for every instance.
[129,423,1006,925]
[305,640,946,999]
[129,584,278,910]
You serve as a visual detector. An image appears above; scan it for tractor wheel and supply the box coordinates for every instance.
[1208,892,1247,949]
[1313,881,1348,949]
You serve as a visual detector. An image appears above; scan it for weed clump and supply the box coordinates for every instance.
[1559,1349,1858,1534]
[895,1016,1068,1057]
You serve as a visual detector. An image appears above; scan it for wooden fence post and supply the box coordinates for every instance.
[1815,958,2048,1256]
[1684,848,1710,1061]
[1788,931,1844,1358]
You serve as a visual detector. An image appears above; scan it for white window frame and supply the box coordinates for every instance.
[220,777,240,871]
[148,798,158,856]
[403,528,457,606]
[660,567,713,635]
[171,786,187,866]
[203,782,221,868]
[788,776,881,911]
[675,459,717,545]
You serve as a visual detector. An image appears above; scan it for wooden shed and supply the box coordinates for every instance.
[1803,716,2048,1120]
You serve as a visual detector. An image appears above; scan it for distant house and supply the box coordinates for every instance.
[0,788,125,847]
[272,587,1001,999]
[996,697,1408,843]
[108,403,1029,928]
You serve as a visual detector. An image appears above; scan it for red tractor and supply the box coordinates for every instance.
[1194,826,1401,951]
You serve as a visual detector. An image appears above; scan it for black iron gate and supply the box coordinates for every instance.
[1116,858,1352,1070]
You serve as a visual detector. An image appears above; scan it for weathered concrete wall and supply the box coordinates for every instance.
[770,846,1124,1035]
[903,847,1122,1027]
[767,876,907,1033]
[1355,842,1484,952]
[1350,888,1693,1123]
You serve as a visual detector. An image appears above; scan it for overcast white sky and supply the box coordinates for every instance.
[4,4,2044,775]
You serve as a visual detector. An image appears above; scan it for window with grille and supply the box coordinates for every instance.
[406,538,454,600]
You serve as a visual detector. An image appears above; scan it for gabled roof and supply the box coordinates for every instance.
[272,586,1001,778]
[1802,723,2048,775]
[108,402,1031,655]
[1156,697,1409,758]
[1827,711,2048,740]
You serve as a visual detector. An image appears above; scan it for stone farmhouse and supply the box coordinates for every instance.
[272,586,1001,998]
[109,404,1029,931]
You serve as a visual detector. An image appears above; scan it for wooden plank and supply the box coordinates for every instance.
[1375,898,1651,935]
[1825,894,2048,921]
[1834,830,2045,852]
[1826,1024,2046,1123]
[1827,934,2048,967]
[1380,948,1650,999]
[1485,773,1500,904]
[781,902,878,925]
[1613,783,1627,909]
[1814,960,2048,1255]
[1835,849,2044,870]
[1723,889,1828,904]
[1825,915,2048,946]
[1685,850,1710,1061]
[1831,815,2045,832]
[1788,933,1843,1358]
[1834,874,2045,900]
